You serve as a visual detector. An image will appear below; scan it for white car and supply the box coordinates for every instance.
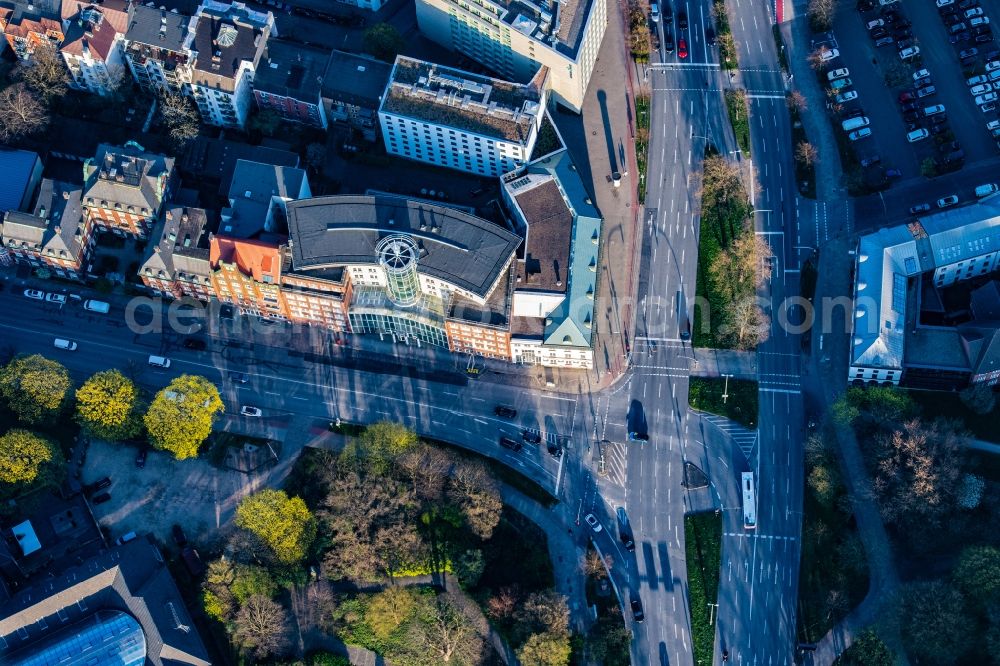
[987,119,1000,130]
[971,16,990,26]
[849,128,873,141]
[899,46,921,59]
[907,128,930,142]
[827,67,850,81]
[969,74,989,86]
[971,83,993,95]
[584,513,603,533]
[23,289,45,300]
[923,104,946,116]
[937,195,959,208]
[835,90,858,103]
[937,0,954,6]
[240,405,263,417]
[966,6,984,17]
[45,292,66,304]
[989,69,1000,82]
[976,92,999,105]
[818,48,840,61]
[912,68,931,81]
[866,18,885,29]
[986,60,1000,72]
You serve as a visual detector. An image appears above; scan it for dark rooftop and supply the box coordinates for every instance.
[285,194,521,298]
[124,4,193,52]
[511,178,571,293]
[321,49,392,109]
[180,136,299,185]
[191,6,269,90]
[254,39,329,101]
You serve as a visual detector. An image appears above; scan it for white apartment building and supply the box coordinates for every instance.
[188,0,272,129]
[379,56,548,177]
[60,2,128,96]
[122,3,197,94]
[414,0,606,112]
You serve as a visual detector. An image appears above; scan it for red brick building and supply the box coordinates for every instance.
[82,142,175,239]
[209,235,288,319]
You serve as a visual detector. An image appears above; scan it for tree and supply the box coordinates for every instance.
[872,418,966,530]
[411,596,484,665]
[808,0,835,31]
[486,586,519,621]
[795,141,819,168]
[836,629,893,666]
[448,459,502,539]
[365,587,419,640]
[0,354,71,425]
[786,90,807,113]
[0,82,48,144]
[453,549,485,587]
[230,564,278,604]
[0,429,60,485]
[305,142,327,171]
[157,92,199,150]
[233,594,290,659]
[897,580,973,665]
[582,549,610,578]
[808,48,829,71]
[921,156,938,179]
[248,108,282,137]
[75,370,143,441]
[235,489,316,564]
[721,295,770,350]
[143,374,223,459]
[513,590,570,642]
[363,23,405,62]
[19,44,69,103]
[397,443,454,500]
[718,33,738,67]
[627,1,651,63]
[959,382,995,415]
[954,545,1000,610]
[587,615,632,666]
[807,462,840,508]
[517,631,572,666]
[358,421,418,473]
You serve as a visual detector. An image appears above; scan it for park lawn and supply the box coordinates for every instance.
[724,90,751,157]
[685,512,722,666]
[688,377,759,428]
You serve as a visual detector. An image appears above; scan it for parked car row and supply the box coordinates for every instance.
[860,3,919,60]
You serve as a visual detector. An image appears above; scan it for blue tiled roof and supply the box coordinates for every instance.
[9,610,146,666]
[0,149,40,213]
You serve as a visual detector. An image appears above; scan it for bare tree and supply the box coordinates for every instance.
[448,459,502,539]
[581,549,610,578]
[396,443,454,500]
[0,84,49,143]
[786,90,808,113]
[722,295,771,350]
[413,596,485,664]
[796,141,819,168]
[157,92,200,150]
[808,0,835,31]
[486,585,519,621]
[808,48,828,71]
[233,595,290,659]
[18,44,69,103]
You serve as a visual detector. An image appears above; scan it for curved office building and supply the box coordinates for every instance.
[10,610,145,666]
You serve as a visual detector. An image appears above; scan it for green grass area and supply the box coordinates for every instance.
[685,512,722,666]
[713,0,738,71]
[636,94,650,204]
[688,377,759,428]
[724,90,751,157]
[905,389,1000,443]
[788,98,817,200]
[693,223,722,348]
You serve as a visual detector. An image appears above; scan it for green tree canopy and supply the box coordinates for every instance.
[0,429,61,486]
[898,580,973,665]
[517,631,572,666]
[75,369,143,441]
[0,354,72,425]
[835,629,894,666]
[236,489,316,564]
[358,421,418,473]
[143,374,223,459]
[365,587,419,641]
[363,23,404,61]
[954,545,1000,610]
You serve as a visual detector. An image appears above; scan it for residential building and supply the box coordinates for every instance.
[0,148,43,214]
[379,56,548,177]
[122,3,197,94]
[140,204,212,299]
[0,535,211,666]
[181,136,300,185]
[502,142,601,368]
[189,0,273,128]
[220,159,309,238]
[59,0,128,96]
[280,263,352,331]
[82,141,176,238]
[0,3,63,60]
[0,179,95,279]
[850,195,1000,387]
[254,39,329,128]
[285,194,521,347]
[321,50,391,141]
[414,0,606,112]
[210,234,287,318]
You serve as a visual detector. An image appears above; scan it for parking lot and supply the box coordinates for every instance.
[817,0,1000,193]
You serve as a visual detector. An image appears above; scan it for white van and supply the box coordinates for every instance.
[841,116,870,131]
[83,299,110,313]
[53,338,78,351]
[148,355,171,368]
[976,183,999,197]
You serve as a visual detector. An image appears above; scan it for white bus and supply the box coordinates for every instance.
[742,472,757,531]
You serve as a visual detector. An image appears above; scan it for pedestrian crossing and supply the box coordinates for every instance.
[700,413,759,460]
[599,439,629,487]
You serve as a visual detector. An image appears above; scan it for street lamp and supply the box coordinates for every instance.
[721,374,732,404]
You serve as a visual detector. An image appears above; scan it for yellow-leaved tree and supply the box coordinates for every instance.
[143,374,223,459]
[0,354,71,425]
[0,428,61,486]
[75,369,143,441]
[235,489,316,564]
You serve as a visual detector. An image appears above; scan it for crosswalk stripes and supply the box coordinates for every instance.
[601,440,628,487]
[700,413,759,460]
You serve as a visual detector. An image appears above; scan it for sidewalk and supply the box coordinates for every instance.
[688,348,757,380]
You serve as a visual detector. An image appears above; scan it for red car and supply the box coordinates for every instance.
[898,90,915,102]
[678,37,688,59]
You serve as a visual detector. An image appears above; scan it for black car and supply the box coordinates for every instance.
[228,371,250,384]
[664,31,675,52]
[631,598,645,623]
[84,477,112,495]
[881,8,899,21]
[135,448,147,468]
[897,37,915,49]
[940,4,958,15]
[861,155,881,167]
[893,27,912,39]
[903,110,920,122]
[905,121,923,132]
[975,24,993,35]
[857,0,875,10]
[931,113,949,125]
[705,25,716,45]
[959,0,979,10]
[944,149,966,163]
[181,546,205,576]
[930,122,949,135]
[895,17,912,28]
[546,441,563,457]
[663,1,672,21]
[949,20,968,33]
[939,140,961,153]
[499,437,523,452]
[628,431,650,441]
[172,524,188,547]
[899,100,919,112]
[843,108,865,119]
[951,30,972,43]
[521,430,543,444]
[183,338,207,350]
[961,47,980,59]
[494,405,517,418]
[92,492,112,505]
[678,10,688,28]
[871,26,888,38]
[976,32,995,43]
